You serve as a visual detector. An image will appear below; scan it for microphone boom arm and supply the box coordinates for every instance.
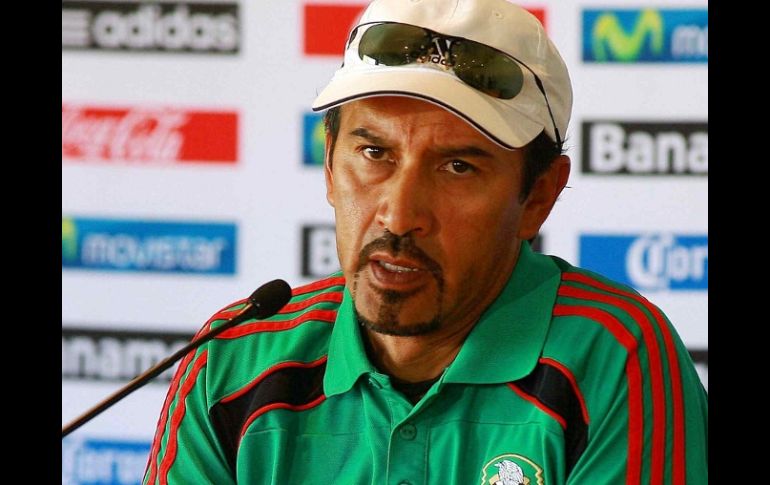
[61,279,292,438]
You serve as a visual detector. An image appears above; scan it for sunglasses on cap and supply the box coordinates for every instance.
[345,22,562,147]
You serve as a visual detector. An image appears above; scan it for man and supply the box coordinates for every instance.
[144,0,708,483]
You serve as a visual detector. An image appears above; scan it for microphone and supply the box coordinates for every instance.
[62,279,293,438]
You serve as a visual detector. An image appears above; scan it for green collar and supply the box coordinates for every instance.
[324,283,377,396]
[323,242,561,396]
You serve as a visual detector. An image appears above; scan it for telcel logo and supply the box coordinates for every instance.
[580,234,708,291]
[583,9,708,63]
[62,437,150,485]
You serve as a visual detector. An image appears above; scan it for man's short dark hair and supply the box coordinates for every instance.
[323,105,564,202]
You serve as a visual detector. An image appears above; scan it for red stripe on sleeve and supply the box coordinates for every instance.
[554,304,643,485]
[539,357,590,425]
[216,309,338,339]
[507,382,567,429]
[145,321,215,484]
[563,272,687,485]
[291,276,346,296]
[204,276,345,321]
[145,350,197,484]
[158,350,209,485]
[279,291,343,314]
[559,283,666,483]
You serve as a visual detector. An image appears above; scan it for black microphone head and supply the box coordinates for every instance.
[248,279,292,319]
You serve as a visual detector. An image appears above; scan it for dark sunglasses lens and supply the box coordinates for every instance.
[359,24,431,66]
[451,42,524,99]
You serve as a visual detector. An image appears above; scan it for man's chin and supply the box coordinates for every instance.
[354,306,441,337]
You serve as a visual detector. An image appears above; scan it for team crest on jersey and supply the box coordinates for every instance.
[480,454,544,485]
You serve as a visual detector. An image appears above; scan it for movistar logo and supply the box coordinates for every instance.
[61,216,237,274]
[303,112,326,167]
[593,9,663,62]
[583,9,708,63]
[62,217,79,263]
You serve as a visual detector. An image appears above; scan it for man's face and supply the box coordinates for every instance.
[325,96,543,338]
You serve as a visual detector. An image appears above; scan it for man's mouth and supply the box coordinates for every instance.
[377,260,421,273]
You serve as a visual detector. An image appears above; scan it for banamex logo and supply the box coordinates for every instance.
[581,121,707,175]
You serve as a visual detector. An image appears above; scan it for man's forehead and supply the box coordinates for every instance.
[337,96,513,151]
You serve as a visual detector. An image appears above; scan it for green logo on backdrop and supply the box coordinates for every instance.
[311,115,326,166]
[592,9,663,61]
[62,217,78,263]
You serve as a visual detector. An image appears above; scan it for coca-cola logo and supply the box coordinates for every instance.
[62,104,238,164]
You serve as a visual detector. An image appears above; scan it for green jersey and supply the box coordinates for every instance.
[144,242,707,484]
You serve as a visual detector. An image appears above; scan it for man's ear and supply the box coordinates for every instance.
[517,155,571,240]
[324,134,335,208]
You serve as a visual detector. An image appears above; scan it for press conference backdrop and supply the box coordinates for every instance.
[62,1,707,483]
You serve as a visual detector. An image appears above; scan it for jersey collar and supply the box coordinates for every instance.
[324,241,561,396]
[442,241,561,384]
[324,285,377,396]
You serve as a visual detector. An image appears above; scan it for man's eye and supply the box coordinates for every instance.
[362,146,387,160]
[444,160,475,175]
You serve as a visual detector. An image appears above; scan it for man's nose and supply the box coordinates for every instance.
[375,163,435,237]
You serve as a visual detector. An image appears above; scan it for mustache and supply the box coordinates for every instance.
[355,231,443,278]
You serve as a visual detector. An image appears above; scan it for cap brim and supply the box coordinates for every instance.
[312,67,545,149]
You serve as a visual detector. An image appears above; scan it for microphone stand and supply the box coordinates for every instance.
[62,279,292,438]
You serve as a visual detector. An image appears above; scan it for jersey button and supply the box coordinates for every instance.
[398,481,412,485]
[399,424,417,440]
[368,377,382,389]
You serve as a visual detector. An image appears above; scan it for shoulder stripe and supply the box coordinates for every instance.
[210,357,328,470]
[562,271,686,485]
[145,322,214,484]
[145,350,197,484]
[554,304,643,485]
[558,283,666,484]
[507,382,567,428]
[215,309,338,339]
[206,276,345,320]
[211,292,342,323]
[539,357,590,425]
[280,291,344,314]
[292,276,346,296]
[512,358,590,476]
[158,350,209,485]
[221,356,329,404]
[244,394,326,426]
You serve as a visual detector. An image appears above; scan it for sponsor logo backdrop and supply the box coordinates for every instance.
[63,0,707,481]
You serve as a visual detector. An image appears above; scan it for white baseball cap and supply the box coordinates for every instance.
[311,0,572,149]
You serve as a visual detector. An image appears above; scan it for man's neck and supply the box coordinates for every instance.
[362,323,476,383]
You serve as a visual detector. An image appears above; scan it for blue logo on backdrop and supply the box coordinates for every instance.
[302,111,326,167]
[580,234,708,291]
[62,216,237,274]
[62,437,151,485]
[583,9,708,63]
